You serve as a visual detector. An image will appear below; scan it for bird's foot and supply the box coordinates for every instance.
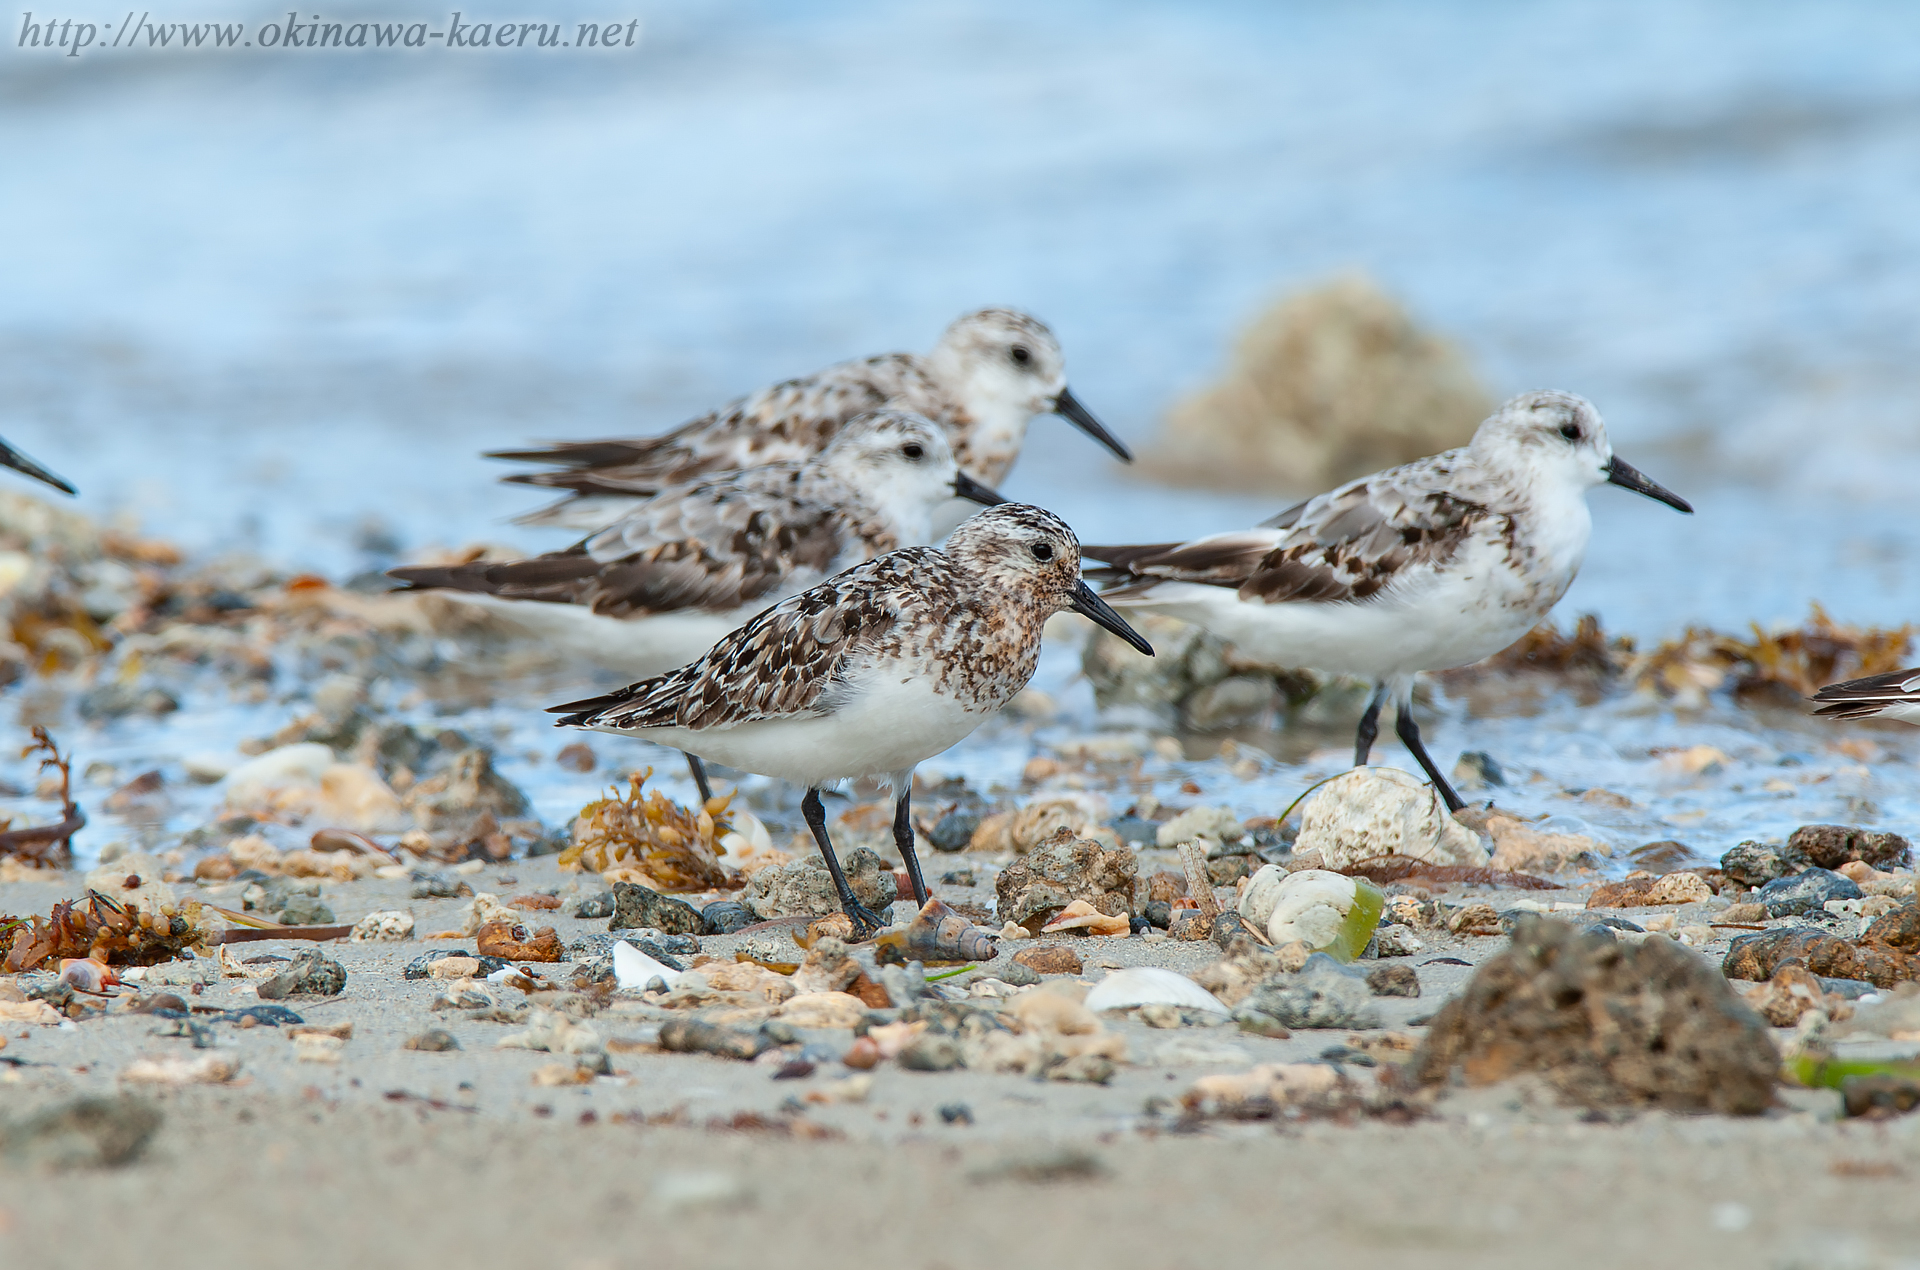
[841,899,890,941]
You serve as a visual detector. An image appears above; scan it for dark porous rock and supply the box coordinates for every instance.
[609,882,705,936]
[1724,923,1920,989]
[277,894,336,927]
[0,1096,163,1169]
[1209,909,1255,949]
[255,950,347,1000]
[1241,954,1381,1030]
[565,934,616,962]
[1755,868,1862,918]
[993,829,1138,933]
[1787,824,1913,872]
[1012,945,1083,976]
[930,811,984,853]
[1719,842,1789,889]
[570,891,616,920]
[218,1005,304,1026]
[1415,917,1777,1115]
[700,900,756,935]
[1842,1074,1920,1120]
[403,1029,460,1052]
[998,960,1041,987]
[1207,855,1254,886]
[1365,963,1420,998]
[1863,902,1920,953]
[404,949,472,980]
[1145,900,1174,930]
[898,1032,965,1072]
[410,871,467,900]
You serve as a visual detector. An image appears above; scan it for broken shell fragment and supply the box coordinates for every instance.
[612,940,683,991]
[1040,899,1130,937]
[872,897,997,964]
[59,957,118,992]
[1083,967,1228,1015]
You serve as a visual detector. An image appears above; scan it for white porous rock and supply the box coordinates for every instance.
[1264,868,1359,949]
[350,910,416,942]
[1374,923,1424,957]
[1083,966,1229,1015]
[1293,767,1487,869]
[1156,804,1246,849]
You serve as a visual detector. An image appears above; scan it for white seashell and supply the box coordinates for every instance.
[1238,863,1291,931]
[1083,966,1228,1015]
[1293,767,1487,869]
[612,940,683,991]
[1265,868,1359,948]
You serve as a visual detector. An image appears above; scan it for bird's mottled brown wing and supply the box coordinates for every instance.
[491,354,940,496]
[548,551,947,732]
[1087,449,1490,605]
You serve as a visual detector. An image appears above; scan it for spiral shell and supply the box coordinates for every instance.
[873,898,997,964]
[59,957,118,992]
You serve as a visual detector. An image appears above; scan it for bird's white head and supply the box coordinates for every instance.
[945,503,1153,654]
[1471,390,1691,514]
[819,410,1005,543]
[924,310,1132,467]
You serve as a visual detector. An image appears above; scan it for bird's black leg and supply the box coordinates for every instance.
[685,755,715,806]
[1354,682,1388,767]
[893,785,931,908]
[1394,700,1465,812]
[801,788,887,938]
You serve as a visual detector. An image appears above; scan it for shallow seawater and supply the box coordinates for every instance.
[1,1,1918,865]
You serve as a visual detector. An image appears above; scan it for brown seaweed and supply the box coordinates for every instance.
[0,727,86,865]
[3,889,215,971]
[558,768,743,892]
[1335,855,1559,891]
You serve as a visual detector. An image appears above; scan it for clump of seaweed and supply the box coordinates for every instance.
[0,727,86,867]
[3,890,219,972]
[1630,605,1913,709]
[557,768,743,892]
[1482,614,1632,677]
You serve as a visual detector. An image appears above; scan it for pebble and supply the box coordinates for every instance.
[938,1102,974,1125]
[1720,841,1789,887]
[1106,815,1157,846]
[571,891,616,920]
[403,1029,460,1051]
[999,961,1041,987]
[1786,824,1913,872]
[277,894,337,926]
[609,882,705,936]
[699,900,755,935]
[898,1033,964,1071]
[255,950,347,1000]
[1012,946,1083,976]
[930,810,983,852]
[1239,954,1382,1030]
[410,871,466,899]
[1364,963,1420,998]
[350,910,415,942]
[1145,900,1174,930]
[1756,868,1863,918]
[1374,924,1424,957]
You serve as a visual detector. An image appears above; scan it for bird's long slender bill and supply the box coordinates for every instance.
[951,471,1008,506]
[1606,456,1691,513]
[0,438,75,496]
[1053,387,1133,463]
[1069,580,1153,655]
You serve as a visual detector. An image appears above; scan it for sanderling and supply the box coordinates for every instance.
[392,412,1005,802]
[1811,670,1920,725]
[0,437,74,495]
[548,503,1153,936]
[1085,390,1692,811]
[488,308,1129,532]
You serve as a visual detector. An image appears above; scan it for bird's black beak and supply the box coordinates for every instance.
[1069,580,1152,655]
[1605,456,1691,513]
[951,470,1007,507]
[1053,387,1133,463]
[0,438,75,496]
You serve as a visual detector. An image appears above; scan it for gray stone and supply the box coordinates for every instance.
[277,894,336,926]
[404,949,470,980]
[410,871,465,900]
[1107,815,1157,846]
[878,962,927,1008]
[1209,909,1254,949]
[1818,976,1878,1000]
[998,960,1041,987]
[1145,900,1173,930]
[571,891,616,920]
[1241,954,1382,1030]
[898,1032,964,1072]
[1720,841,1789,888]
[930,811,983,852]
[700,899,756,934]
[255,950,347,1000]
[1365,963,1420,998]
[403,1029,460,1052]
[1756,867,1862,918]
[609,882,705,935]
[1453,750,1505,789]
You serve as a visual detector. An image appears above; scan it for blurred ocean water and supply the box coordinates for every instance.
[1,0,1918,635]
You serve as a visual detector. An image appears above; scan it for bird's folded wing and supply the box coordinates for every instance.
[548,558,911,732]
[1811,667,1920,717]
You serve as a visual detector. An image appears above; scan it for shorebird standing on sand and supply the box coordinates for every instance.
[1084,390,1692,811]
[489,308,1130,533]
[0,437,74,495]
[391,411,1008,802]
[549,503,1153,936]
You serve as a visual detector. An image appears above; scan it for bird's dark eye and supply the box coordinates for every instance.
[1010,345,1032,366]
[1559,421,1582,442]
[1030,542,1054,562]
[901,443,925,460]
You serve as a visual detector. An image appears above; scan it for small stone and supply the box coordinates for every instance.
[403,1029,460,1052]
[1209,909,1254,949]
[255,950,347,1000]
[1155,805,1245,849]
[571,891,616,920]
[1365,963,1420,998]
[1375,923,1424,957]
[938,1102,974,1125]
[609,882,705,935]
[1786,824,1913,872]
[658,1018,768,1061]
[1452,751,1505,789]
[1230,1006,1293,1039]
[1446,903,1504,936]
[1012,945,1084,976]
[898,1033,964,1072]
[877,962,927,1008]
[476,920,565,962]
[999,960,1041,987]
[1488,817,1606,873]
[1755,868,1862,918]
[700,900,756,935]
[930,811,983,853]
[1241,954,1381,1030]
[350,910,415,942]
[277,894,336,926]
[410,871,466,900]
[1144,900,1173,930]
[1106,815,1157,846]
[405,950,471,979]
[1207,855,1253,886]
[994,831,1137,932]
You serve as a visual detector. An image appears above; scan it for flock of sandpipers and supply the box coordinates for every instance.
[5,308,1912,935]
